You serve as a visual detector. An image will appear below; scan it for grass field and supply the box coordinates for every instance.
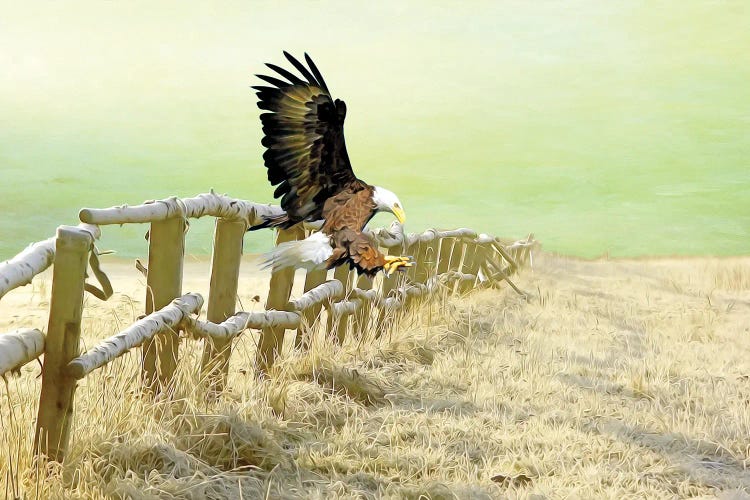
[1,1,749,260]
[1,253,749,498]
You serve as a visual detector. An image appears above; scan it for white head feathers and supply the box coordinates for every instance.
[372,186,406,223]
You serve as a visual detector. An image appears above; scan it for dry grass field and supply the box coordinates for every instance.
[1,253,749,499]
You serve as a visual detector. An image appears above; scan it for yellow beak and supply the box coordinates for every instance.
[392,206,406,224]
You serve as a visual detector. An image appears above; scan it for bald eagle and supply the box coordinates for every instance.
[252,52,413,277]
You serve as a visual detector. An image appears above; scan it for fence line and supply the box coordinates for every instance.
[0,191,536,463]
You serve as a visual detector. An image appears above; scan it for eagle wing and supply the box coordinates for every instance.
[253,52,362,224]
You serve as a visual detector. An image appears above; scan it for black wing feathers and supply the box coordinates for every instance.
[283,51,319,86]
[265,63,306,86]
[255,74,291,89]
[304,53,329,93]
[255,52,359,224]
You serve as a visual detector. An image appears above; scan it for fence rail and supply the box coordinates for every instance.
[0,191,536,463]
[0,223,100,300]
[0,328,45,375]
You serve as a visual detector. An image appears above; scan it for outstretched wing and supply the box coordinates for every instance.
[253,52,362,223]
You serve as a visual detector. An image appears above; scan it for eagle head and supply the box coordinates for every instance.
[372,186,406,224]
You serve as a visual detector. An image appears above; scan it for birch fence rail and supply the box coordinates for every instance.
[0,191,535,463]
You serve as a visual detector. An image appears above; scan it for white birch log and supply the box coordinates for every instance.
[183,310,301,339]
[0,224,100,300]
[438,228,478,240]
[79,191,286,226]
[416,228,441,245]
[402,229,434,248]
[331,298,363,317]
[382,297,404,309]
[0,328,45,376]
[440,271,477,285]
[396,228,478,249]
[363,278,437,310]
[475,234,496,245]
[66,293,203,379]
[372,221,405,249]
[287,280,344,312]
[183,312,251,340]
[244,310,301,329]
[351,288,378,302]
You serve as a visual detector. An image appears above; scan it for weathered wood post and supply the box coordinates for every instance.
[380,246,400,299]
[402,240,422,311]
[34,226,92,462]
[491,241,518,274]
[352,273,373,339]
[404,231,437,310]
[472,242,493,285]
[142,217,186,392]
[447,238,466,294]
[404,238,421,283]
[294,267,328,350]
[458,241,480,294]
[436,237,455,276]
[375,245,404,339]
[200,218,245,392]
[329,265,353,344]
[256,225,304,375]
[416,232,439,284]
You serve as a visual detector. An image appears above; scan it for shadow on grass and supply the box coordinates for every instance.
[559,373,750,494]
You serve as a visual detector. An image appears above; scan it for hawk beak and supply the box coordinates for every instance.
[392,206,406,224]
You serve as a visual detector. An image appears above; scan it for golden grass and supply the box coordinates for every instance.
[1,253,750,498]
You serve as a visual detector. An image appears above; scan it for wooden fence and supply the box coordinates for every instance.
[0,191,535,463]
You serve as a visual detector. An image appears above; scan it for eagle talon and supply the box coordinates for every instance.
[383,255,415,276]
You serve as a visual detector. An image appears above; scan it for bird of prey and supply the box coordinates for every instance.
[252,52,413,277]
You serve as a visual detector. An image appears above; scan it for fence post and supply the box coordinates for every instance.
[329,265,353,344]
[200,218,245,392]
[256,225,304,375]
[34,226,92,462]
[473,243,493,285]
[375,246,402,339]
[436,237,454,276]
[142,217,185,392]
[405,234,437,310]
[295,267,328,350]
[380,246,400,299]
[352,273,373,339]
[416,236,439,284]
[458,241,480,294]
[404,239,421,283]
[447,239,466,294]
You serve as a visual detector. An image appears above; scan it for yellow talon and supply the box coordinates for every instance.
[383,255,415,276]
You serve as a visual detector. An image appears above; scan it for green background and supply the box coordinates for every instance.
[1,1,748,259]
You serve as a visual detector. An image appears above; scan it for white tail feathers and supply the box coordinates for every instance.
[260,232,333,272]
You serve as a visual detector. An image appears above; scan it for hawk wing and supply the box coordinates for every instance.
[253,52,362,224]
